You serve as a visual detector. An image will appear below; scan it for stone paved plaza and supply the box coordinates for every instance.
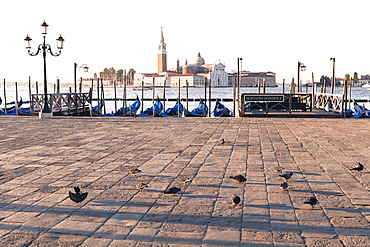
[0,116,369,246]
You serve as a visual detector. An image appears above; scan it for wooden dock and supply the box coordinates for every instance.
[31,92,92,116]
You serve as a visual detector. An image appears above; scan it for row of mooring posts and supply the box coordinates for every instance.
[140,77,219,117]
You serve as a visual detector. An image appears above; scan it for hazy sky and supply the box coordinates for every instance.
[1,0,369,85]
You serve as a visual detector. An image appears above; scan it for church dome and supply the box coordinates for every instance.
[194,52,205,66]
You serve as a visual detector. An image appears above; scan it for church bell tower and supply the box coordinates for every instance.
[158,27,167,74]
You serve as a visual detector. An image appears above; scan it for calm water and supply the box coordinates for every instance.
[1,84,370,114]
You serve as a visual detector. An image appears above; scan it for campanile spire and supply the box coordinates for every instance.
[158,27,167,74]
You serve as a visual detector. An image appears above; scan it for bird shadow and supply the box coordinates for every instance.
[140,174,176,178]
[269,203,299,210]
[301,172,323,176]
[144,189,169,193]
[293,190,344,196]
[305,181,336,184]
[197,184,238,189]
[91,200,169,207]
[184,194,219,199]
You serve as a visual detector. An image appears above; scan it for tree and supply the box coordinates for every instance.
[319,75,330,86]
[354,72,358,85]
[108,67,116,80]
[127,68,136,85]
[117,69,124,81]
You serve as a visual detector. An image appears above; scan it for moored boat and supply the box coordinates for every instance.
[160,100,184,117]
[136,98,163,117]
[349,102,370,118]
[113,96,141,116]
[184,99,208,117]
[132,86,152,91]
[213,99,232,117]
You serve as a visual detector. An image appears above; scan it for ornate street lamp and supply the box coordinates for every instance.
[297,61,306,92]
[74,63,89,92]
[24,20,64,118]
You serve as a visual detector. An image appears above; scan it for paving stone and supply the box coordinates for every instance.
[203,229,240,245]
[304,238,345,247]
[80,237,112,247]
[126,227,159,241]
[49,219,102,235]
[28,233,87,247]
[241,229,273,242]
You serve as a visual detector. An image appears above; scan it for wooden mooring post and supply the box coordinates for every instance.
[3,79,7,114]
[163,79,166,110]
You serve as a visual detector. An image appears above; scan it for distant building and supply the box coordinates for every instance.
[228,72,277,87]
[169,74,205,86]
[358,75,370,86]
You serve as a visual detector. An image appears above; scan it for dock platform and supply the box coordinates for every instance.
[0,116,369,246]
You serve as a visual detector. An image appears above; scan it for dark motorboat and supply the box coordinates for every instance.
[114,97,141,116]
[136,98,163,117]
[160,100,184,117]
[213,99,232,117]
[184,99,208,117]
[132,86,152,91]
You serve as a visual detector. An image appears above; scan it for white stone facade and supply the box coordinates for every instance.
[170,75,205,87]
[208,63,228,86]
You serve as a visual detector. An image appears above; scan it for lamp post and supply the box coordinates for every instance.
[330,58,335,94]
[74,63,89,93]
[297,61,306,93]
[237,57,242,117]
[24,20,64,119]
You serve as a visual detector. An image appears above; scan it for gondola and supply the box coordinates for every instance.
[349,102,370,118]
[113,96,141,116]
[90,101,106,116]
[136,98,163,117]
[159,100,184,117]
[0,97,23,115]
[213,99,232,117]
[184,99,208,117]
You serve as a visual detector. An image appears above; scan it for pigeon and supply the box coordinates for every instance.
[304,196,319,209]
[220,139,225,144]
[180,177,191,185]
[69,186,88,203]
[136,182,148,191]
[164,187,181,194]
[232,195,241,207]
[279,173,293,182]
[350,163,364,172]
[129,168,141,175]
[274,166,284,173]
[280,182,288,191]
[229,175,246,183]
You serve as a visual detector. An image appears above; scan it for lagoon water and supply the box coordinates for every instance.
[1,83,370,114]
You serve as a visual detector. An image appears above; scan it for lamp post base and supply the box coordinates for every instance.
[39,112,53,119]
